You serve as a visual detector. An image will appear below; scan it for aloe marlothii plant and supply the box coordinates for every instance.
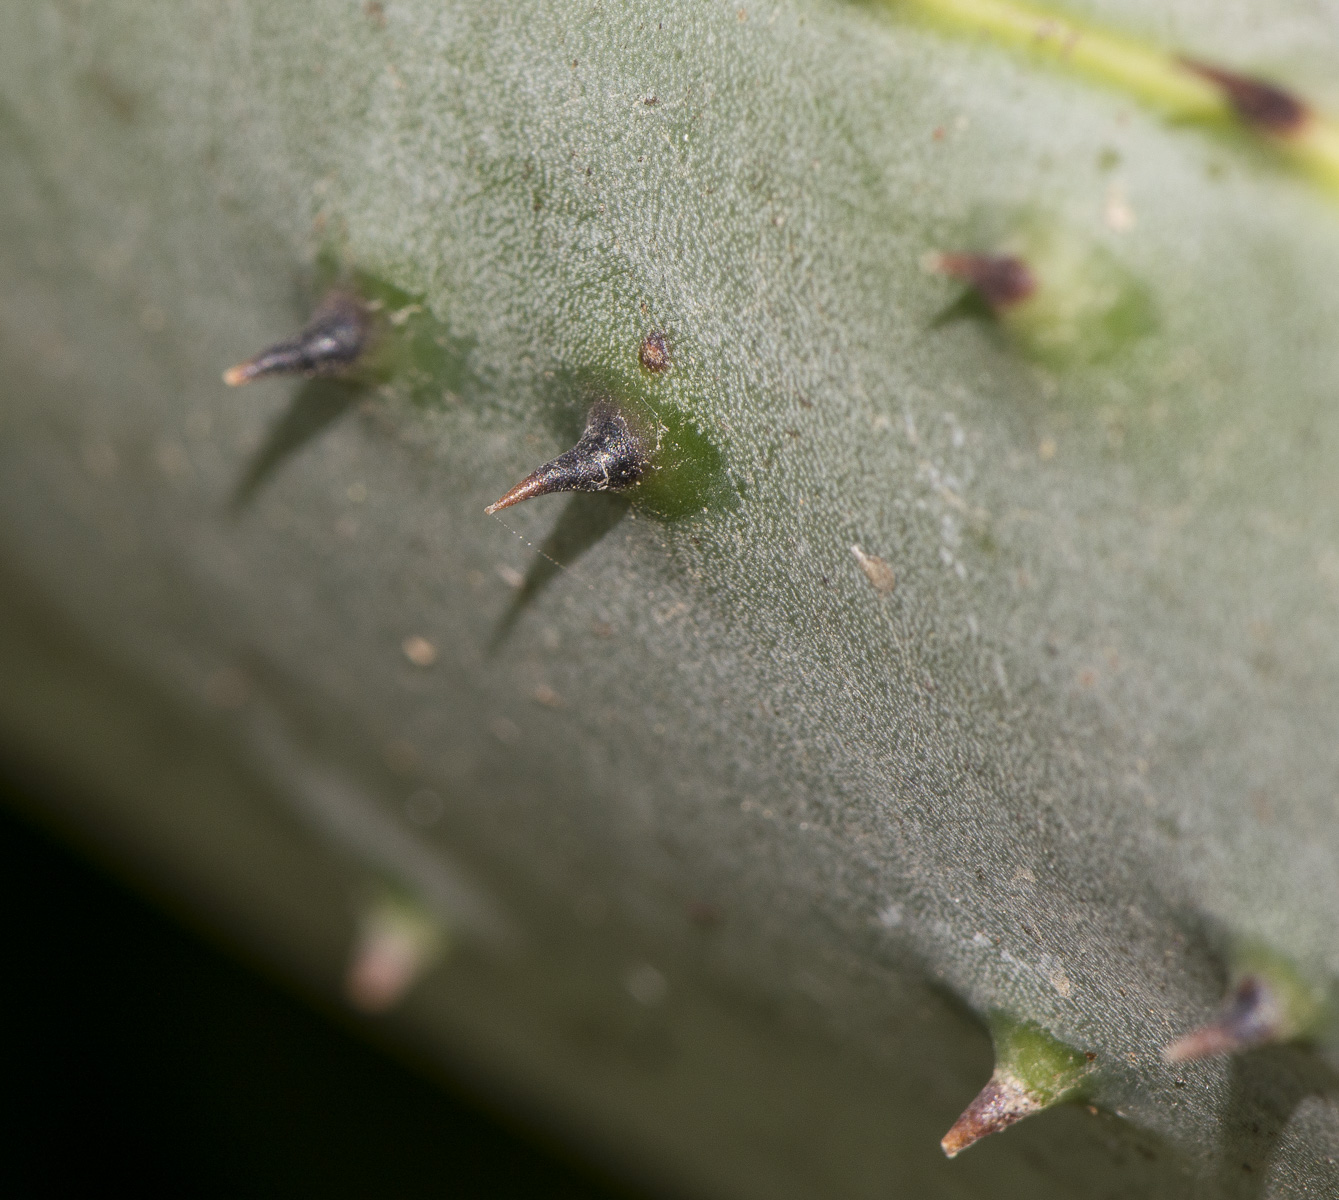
[4,0,1339,1195]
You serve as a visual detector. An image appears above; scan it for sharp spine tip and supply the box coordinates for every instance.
[486,400,650,514]
[484,474,549,515]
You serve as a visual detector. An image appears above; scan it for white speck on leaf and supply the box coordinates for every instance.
[625,963,668,1005]
[851,545,896,595]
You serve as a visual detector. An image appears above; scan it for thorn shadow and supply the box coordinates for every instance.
[489,492,631,652]
[928,287,996,331]
[230,377,367,512]
[1211,1044,1338,1199]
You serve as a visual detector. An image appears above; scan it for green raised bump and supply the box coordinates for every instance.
[630,400,731,520]
[943,212,1156,364]
[942,1015,1093,1156]
[354,272,481,407]
[1230,942,1330,1042]
[526,363,732,522]
[991,1013,1092,1105]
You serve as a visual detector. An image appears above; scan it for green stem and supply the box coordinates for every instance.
[892,0,1339,194]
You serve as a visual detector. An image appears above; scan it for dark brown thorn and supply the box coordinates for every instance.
[223,290,370,386]
[1163,975,1286,1062]
[485,401,650,515]
[1181,60,1310,138]
[930,252,1037,310]
[941,1071,1043,1158]
[639,330,671,373]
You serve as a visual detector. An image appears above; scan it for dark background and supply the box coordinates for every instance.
[0,768,645,1199]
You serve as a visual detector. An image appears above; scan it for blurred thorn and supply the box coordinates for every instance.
[1164,974,1289,1062]
[925,251,1037,311]
[1181,60,1309,137]
[345,895,447,1014]
[224,290,370,386]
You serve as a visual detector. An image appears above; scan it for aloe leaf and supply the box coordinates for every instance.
[4,1,1339,1195]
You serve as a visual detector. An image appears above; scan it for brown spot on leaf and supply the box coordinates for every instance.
[687,901,723,929]
[384,739,419,774]
[84,69,139,123]
[204,667,250,710]
[639,330,671,373]
[532,684,564,708]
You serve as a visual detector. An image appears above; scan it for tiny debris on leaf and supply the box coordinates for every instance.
[639,330,671,372]
[401,635,437,667]
[851,545,896,594]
